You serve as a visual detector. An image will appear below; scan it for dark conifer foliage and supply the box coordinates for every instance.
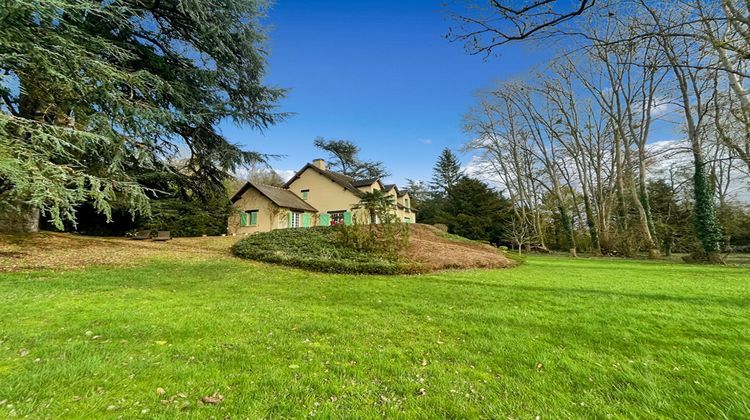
[1,0,284,228]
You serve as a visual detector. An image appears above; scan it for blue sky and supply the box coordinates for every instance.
[220,1,683,187]
[220,0,554,186]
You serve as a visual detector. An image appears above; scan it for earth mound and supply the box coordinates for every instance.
[232,223,515,274]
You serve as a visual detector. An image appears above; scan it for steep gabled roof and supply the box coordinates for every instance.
[284,163,374,196]
[397,189,410,197]
[231,181,318,212]
[351,178,379,187]
[382,183,398,192]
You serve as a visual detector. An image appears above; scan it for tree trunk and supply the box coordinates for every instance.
[582,191,601,256]
[692,156,724,259]
[707,251,725,265]
[558,205,576,257]
[0,202,40,233]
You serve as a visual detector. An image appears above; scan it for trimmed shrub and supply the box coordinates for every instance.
[335,223,409,257]
[232,226,423,275]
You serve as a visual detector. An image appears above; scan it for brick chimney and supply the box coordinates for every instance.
[312,159,326,170]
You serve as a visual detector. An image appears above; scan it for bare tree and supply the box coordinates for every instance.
[447,0,597,55]
[637,0,724,262]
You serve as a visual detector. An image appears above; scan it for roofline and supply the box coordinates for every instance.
[231,181,318,212]
[230,182,252,203]
[284,163,363,196]
[384,184,399,193]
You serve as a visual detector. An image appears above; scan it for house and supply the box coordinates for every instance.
[228,159,416,234]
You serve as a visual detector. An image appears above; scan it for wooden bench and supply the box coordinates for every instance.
[152,231,172,241]
[131,230,152,240]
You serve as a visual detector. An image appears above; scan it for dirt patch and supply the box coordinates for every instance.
[401,224,514,271]
[0,232,239,272]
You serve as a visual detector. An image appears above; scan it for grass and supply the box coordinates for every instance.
[0,254,748,417]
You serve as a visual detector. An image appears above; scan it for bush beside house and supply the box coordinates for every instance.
[232,226,420,274]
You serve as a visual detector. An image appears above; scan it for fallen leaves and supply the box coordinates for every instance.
[200,392,224,405]
[402,225,514,270]
[0,232,239,273]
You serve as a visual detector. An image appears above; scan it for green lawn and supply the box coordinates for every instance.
[0,256,748,418]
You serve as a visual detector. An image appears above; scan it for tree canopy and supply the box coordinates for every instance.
[0,0,284,228]
[313,137,390,179]
[437,177,512,244]
[430,148,464,198]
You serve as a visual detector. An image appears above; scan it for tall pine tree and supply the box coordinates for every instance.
[429,148,463,198]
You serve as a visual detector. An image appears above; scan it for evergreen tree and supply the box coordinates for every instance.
[0,0,284,229]
[647,179,694,255]
[404,179,429,208]
[313,137,389,179]
[436,178,512,243]
[430,148,463,197]
[405,178,440,225]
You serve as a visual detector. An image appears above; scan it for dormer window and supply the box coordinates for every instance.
[301,189,309,200]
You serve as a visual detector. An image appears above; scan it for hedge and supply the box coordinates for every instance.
[231,226,423,275]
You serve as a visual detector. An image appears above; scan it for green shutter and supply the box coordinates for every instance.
[302,213,311,227]
[250,211,257,226]
[288,211,293,228]
[343,211,353,226]
[319,213,330,226]
[240,212,248,227]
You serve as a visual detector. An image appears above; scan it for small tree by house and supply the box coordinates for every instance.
[358,190,396,224]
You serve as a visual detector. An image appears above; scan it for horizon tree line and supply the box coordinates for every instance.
[451,0,750,264]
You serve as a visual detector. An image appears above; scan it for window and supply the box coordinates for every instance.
[329,211,345,225]
[241,210,258,227]
[301,189,309,200]
[290,212,301,228]
[405,198,410,208]
[404,217,411,224]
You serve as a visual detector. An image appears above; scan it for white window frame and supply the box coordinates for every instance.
[291,212,301,228]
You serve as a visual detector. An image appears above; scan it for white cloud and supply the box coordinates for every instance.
[231,167,296,182]
[650,102,673,118]
[647,97,679,119]
[274,169,297,181]
[418,138,433,145]
[463,155,507,190]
